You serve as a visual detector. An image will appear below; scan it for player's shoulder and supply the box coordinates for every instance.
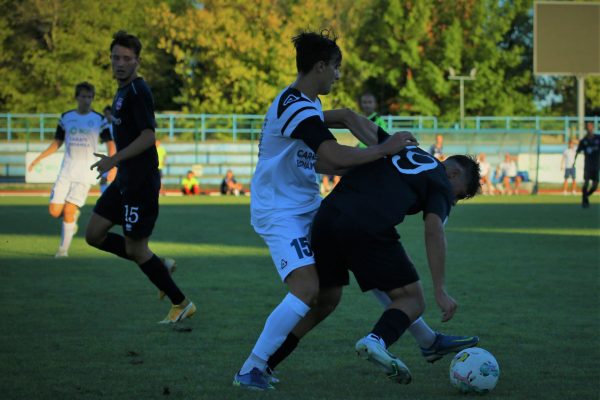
[276,87,316,118]
[90,110,105,120]
[61,109,77,118]
[130,77,152,96]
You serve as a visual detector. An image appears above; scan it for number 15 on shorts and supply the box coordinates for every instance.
[124,205,139,224]
[290,237,313,259]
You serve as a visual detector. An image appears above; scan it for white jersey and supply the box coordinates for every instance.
[55,110,112,184]
[251,87,333,225]
[563,147,576,167]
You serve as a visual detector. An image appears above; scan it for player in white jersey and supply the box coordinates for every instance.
[28,82,115,258]
[234,31,419,390]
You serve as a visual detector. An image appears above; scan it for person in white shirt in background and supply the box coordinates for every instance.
[28,82,115,257]
[561,139,577,195]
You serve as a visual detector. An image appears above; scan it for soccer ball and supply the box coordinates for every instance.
[449,347,500,394]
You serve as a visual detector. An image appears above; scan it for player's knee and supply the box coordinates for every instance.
[295,285,320,307]
[48,206,62,218]
[315,292,340,317]
[85,228,103,248]
[124,243,147,264]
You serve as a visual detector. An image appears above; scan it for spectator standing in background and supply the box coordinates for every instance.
[561,139,577,195]
[429,134,444,161]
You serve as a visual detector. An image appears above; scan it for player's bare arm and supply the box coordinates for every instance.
[28,139,64,171]
[424,212,457,323]
[91,128,154,177]
[105,140,117,182]
[316,131,418,172]
[324,108,378,146]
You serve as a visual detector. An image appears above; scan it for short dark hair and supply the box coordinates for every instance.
[292,30,342,74]
[110,30,142,57]
[103,105,111,112]
[360,92,376,99]
[447,154,481,200]
[75,82,95,97]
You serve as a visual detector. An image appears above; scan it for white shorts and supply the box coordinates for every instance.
[253,209,318,281]
[50,176,91,208]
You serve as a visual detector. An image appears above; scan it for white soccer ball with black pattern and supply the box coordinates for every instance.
[449,347,500,394]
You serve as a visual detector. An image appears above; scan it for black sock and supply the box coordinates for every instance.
[138,255,185,305]
[582,182,590,198]
[371,309,411,348]
[98,232,130,260]
[267,333,300,371]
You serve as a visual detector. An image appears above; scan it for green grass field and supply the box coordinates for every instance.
[0,195,598,400]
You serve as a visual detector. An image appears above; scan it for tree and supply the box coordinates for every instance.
[0,0,179,113]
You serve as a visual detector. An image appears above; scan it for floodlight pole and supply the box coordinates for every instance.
[577,75,585,137]
[448,68,476,129]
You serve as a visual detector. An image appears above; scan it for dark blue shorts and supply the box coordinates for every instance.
[564,167,576,180]
[93,172,160,239]
[311,203,419,292]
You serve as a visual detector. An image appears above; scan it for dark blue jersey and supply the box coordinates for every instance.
[323,146,454,235]
[111,77,158,182]
[576,134,600,171]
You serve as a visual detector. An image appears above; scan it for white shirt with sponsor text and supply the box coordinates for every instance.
[57,110,110,184]
[251,88,324,224]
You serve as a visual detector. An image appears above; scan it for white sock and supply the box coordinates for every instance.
[407,317,437,348]
[240,293,310,375]
[371,289,437,348]
[60,221,76,251]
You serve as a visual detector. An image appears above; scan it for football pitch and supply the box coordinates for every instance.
[0,195,598,400]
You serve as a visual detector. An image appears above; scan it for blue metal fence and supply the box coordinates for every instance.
[1,113,598,144]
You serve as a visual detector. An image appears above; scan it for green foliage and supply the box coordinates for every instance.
[0,0,179,113]
[0,0,593,117]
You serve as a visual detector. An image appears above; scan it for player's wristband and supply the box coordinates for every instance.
[377,127,390,144]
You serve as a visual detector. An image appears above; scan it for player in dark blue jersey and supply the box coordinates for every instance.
[575,121,600,208]
[86,31,195,323]
[266,127,481,385]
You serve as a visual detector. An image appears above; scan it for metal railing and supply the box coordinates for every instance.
[0,113,598,144]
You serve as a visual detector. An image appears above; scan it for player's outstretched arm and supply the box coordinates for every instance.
[324,109,378,146]
[316,131,418,172]
[28,139,63,172]
[424,212,457,323]
[91,129,155,178]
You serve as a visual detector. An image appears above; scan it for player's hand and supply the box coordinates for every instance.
[380,131,419,155]
[434,287,458,322]
[91,153,118,179]
[27,160,38,172]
